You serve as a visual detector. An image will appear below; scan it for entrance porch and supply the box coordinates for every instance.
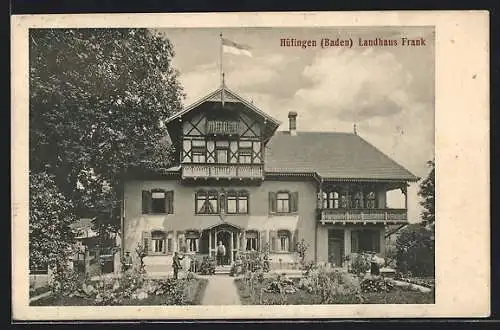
[199,223,244,266]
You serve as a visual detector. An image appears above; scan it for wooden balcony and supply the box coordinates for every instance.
[317,208,408,224]
[206,120,240,135]
[182,164,263,179]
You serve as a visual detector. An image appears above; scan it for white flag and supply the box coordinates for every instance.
[222,38,252,57]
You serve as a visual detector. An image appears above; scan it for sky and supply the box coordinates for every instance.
[157,27,435,223]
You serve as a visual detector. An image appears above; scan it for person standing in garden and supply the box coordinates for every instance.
[172,251,183,279]
[216,241,226,266]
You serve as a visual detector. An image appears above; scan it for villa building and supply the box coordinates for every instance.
[120,84,418,273]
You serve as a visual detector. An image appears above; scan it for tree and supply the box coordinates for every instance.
[395,225,434,277]
[418,159,435,226]
[29,172,76,270]
[29,28,184,233]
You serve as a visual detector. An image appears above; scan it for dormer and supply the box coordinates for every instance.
[165,85,281,182]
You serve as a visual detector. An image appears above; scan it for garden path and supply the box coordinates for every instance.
[201,275,241,305]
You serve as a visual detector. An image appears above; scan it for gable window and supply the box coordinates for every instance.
[238,148,252,164]
[227,191,249,214]
[196,191,219,214]
[142,190,174,214]
[245,230,258,251]
[215,140,229,164]
[269,191,299,214]
[192,139,206,163]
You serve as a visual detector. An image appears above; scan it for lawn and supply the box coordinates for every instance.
[30,278,208,306]
[234,277,435,305]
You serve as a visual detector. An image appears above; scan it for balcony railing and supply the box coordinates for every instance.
[206,120,240,135]
[317,208,407,224]
[182,164,263,179]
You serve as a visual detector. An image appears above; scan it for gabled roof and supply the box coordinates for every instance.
[265,131,419,181]
[165,85,281,126]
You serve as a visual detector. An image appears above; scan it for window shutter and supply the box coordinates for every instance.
[260,230,267,252]
[269,192,277,213]
[291,192,299,212]
[142,231,151,255]
[269,230,277,251]
[141,190,151,214]
[292,229,299,252]
[165,191,174,214]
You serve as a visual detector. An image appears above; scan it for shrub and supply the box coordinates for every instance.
[395,225,435,277]
[198,256,216,275]
[360,276,395,293]
[348,253,371,276]
[49,266,84,297]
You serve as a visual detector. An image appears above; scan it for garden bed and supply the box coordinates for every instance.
[234,277,434,305]
[30,278,208,306]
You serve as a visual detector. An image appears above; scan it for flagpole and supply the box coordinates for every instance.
[220,32,225,107]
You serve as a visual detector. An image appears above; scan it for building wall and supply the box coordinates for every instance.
[123,178,318,269]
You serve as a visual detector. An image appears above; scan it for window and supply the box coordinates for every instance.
[185,231,200,252]
[269,191,298,213]
[245,231,258,251]
[276,192,290,213]
[142,190,174,214]
[226,191,249,214]
[196,191,218,214]
[192,140,206,163]
[151,230,166,253]
[216,141,229,164]
[365,191,376,208]
[323,191,339,209]
[351,229,380,253]
[278,230,291,251]
[151,191,166,213]
[238,148,252,164]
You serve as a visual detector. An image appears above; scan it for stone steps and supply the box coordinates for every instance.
[214,266,232,275]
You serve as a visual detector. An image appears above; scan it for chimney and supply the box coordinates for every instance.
[288,111,297,136]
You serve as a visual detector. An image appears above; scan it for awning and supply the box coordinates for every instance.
[166,214,299,232]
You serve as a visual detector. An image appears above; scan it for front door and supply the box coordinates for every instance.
[216,230,231,265]
[328,229,344,267]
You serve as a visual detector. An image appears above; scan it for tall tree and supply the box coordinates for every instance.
[29,28,184,233]
[418,159,435,226]
[29,172,76,270]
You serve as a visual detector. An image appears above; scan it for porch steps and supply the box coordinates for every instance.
[214,265,232,275]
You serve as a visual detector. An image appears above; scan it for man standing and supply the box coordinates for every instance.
[121,251,133,272]
[172,251,183,279]
[216,241,226,266]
